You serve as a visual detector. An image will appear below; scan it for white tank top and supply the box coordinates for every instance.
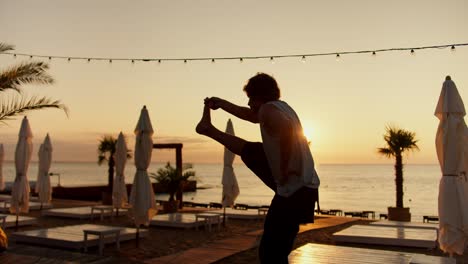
[260,101,320,197]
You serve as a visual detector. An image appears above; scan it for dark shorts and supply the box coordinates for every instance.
[240,142,318,224]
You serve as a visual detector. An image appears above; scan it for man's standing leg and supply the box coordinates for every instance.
[259,195,299,264]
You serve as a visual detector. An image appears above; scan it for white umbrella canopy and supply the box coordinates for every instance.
[129,106,157,227]
[221,119,239,207]
[35,134,53,205]
[113,132,129,209]
[436,76,468,255]
[10,116,33,214]
[0,144,4,191]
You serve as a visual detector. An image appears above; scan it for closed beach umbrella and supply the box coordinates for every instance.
[435,76,468,256]
[129,106,157,229]
[10,116,33,215]
[0,144,4,191]
[35,134,53,207]
[113,132,129,212]
[222,119,239,207]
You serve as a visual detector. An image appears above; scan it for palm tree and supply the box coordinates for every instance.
[0,43,68,121]
[97,136,117,192]
[378,126,419,209]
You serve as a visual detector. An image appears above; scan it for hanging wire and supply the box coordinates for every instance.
[2,43,467,64]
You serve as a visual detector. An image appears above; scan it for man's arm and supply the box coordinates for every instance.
[205,97,259,123]
[259,104,293,185]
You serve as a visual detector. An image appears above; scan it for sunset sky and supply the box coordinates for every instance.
[1,0,467,165]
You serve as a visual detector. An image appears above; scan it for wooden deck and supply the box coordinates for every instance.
[333,224,438,248]
[289,243,454,264]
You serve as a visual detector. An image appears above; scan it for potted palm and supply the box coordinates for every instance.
[378,126,419,221]
[150,162,195,212]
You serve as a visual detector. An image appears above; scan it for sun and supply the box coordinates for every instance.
[302,126,313,145]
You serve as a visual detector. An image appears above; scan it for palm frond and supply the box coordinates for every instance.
[0,95,69,123]
[378,125,419,158]
[377,147,393,158]
[0,61,54,92]
[0,43,14,53]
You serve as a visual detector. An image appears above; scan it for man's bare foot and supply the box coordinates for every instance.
[196,105,213,135]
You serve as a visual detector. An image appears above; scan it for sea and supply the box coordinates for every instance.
[1,161,441,222]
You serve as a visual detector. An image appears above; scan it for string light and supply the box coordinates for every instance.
[2,43,466,65]
[211,58,215,63]
[335,53,341,61]
[301,55,306,63]
[270,56,275,64]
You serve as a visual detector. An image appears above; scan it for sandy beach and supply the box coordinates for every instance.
[1,198,465,263]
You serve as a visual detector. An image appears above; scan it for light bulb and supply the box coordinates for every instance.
[301,55,306,63]
[410,49,415,55]
[335,53,341,61]
[270,57,275,64]
[451,45,456,52]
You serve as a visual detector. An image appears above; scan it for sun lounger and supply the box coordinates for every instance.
[150,213,206,229]
[0,213,37,228]
[289,243,455,263]
[333,224,437,248]
[423,215,439,223]
[210,208,266,220]
[11,224,148,250]
[0,201,52,212]
[42,206,127,219]
[370,220,438,230]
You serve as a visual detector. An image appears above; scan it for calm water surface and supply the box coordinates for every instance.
[1,162,441,221]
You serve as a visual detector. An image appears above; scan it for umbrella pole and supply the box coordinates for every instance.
[223,207,226,227]
[15,212,19,231]
[136,226,139,247]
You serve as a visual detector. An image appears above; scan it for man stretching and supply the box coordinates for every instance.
[196,73,320,263]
